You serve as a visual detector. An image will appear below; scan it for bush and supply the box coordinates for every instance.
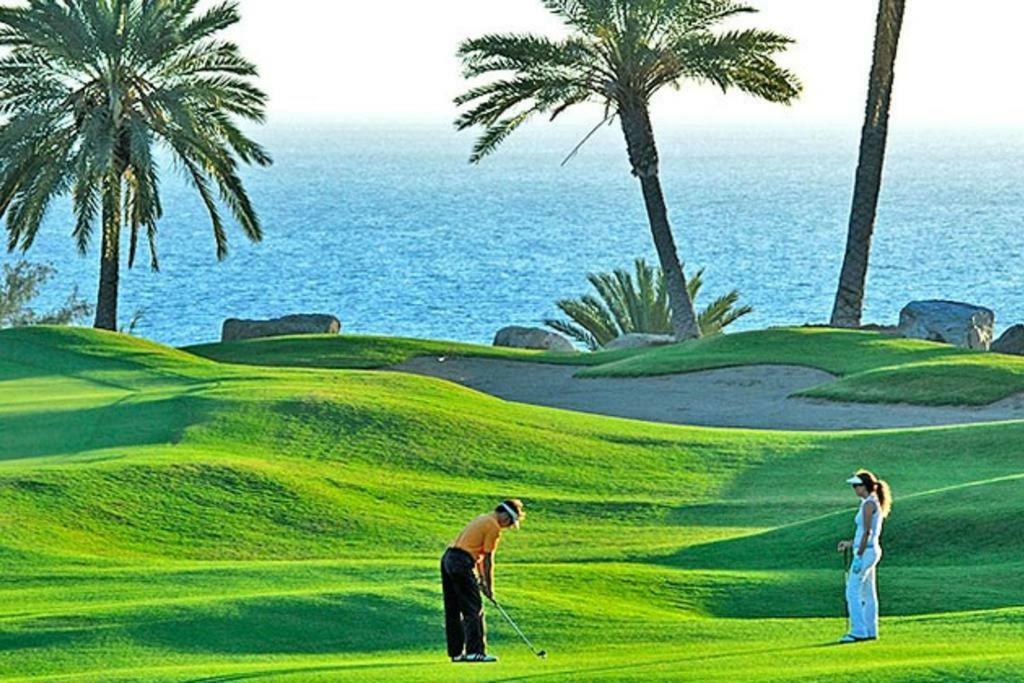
[0,261,92,328]
[544,258,752,350]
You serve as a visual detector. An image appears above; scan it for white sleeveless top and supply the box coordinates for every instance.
[853,493,883,550]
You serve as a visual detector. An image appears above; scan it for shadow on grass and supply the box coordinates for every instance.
[2,593,439,659]
[138,593,437,655]
[488,643,822,682]
[184,660,436,682]
[0,393,216,461]
[652,491,1024,619]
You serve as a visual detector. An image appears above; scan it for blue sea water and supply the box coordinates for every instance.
[4,122,1024,347]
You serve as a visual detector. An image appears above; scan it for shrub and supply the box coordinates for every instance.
[545,259,752,350]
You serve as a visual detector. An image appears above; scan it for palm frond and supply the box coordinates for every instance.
[543,317,599,351]
[456,0,799,160]
[663,29,801,102]
[548,258,751,346]
[554,295,619,347]
[697,290,752,335]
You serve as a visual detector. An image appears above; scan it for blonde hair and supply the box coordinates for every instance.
[856,470,892,518]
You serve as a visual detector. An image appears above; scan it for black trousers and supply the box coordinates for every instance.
[441,547,486,657]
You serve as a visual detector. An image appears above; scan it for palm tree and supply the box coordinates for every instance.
[544,258,752,350]
[830,0,906,328]
[0,0,271,330]
[455,0,800,341]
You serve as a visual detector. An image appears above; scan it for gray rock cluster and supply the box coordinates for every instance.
[222,314,341,342]
[492,326,576,353]
[897,300,994,350]
[603,333,676,351]
[993,325,1024,356]
[894,300,1023,356]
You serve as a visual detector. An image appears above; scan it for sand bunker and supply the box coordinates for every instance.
[391,357,1024,431]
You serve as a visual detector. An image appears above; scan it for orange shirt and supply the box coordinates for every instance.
[450,513,502,562]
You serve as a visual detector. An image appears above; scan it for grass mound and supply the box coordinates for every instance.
[3,326,1024,680]
[581,327,1024,405]
[184,333,636,369]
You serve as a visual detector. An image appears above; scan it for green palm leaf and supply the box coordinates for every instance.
[548,258,752,347]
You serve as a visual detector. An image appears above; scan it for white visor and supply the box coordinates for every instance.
[500,502,520,529]
[846,475,865,486]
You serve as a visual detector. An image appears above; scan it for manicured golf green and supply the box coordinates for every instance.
[4,326,1024,681]
[184,333,638,369]
[188,327,1024,406]
[580,327,1024,406]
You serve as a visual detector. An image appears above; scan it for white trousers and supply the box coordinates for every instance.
[846,547,881,638]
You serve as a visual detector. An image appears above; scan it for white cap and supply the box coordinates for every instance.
[846,474,866,486]
[499,502,521,529]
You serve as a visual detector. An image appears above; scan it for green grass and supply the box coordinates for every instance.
[4,325,1024,680]
[186,327,1024,406]
[184,333,639,369]
[580,327,1024,405]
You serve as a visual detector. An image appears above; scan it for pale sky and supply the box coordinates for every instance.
[224,1,1024,129]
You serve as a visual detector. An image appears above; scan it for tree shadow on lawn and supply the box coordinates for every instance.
[136,593,437,655]
[651,563,1024,620]
[0,327,217,390]
[0,615,96,652]
[2,593,438,658]
[0,393,216,461]
[655,482,1024,619]
[185,661,435,683]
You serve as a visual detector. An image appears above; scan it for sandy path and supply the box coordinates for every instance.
[391,357,1024,431]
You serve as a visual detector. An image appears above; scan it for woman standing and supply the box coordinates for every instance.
[837,470,892,643]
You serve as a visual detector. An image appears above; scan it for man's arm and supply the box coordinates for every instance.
[480,552,495,600]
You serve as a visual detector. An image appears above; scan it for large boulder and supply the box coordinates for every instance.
[493,326,575,353]
[897,300,994,350]
[222,314,341,342]
[992,324,1024,356]
[603,333,676,351]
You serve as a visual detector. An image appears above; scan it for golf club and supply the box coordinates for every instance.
[842,545,852,617]
[488,597,548,659]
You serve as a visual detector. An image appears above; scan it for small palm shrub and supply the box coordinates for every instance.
[545,259,752,350]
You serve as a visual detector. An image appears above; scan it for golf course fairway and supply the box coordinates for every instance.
[3,326,1024,682]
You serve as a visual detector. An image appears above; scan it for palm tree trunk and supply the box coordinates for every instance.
[619,102,701,341]
[830,0,906,328]
[94,176,121,331]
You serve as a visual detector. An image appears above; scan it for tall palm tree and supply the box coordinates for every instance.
[455,0,800,341]
[830,0,906,328]
[0,0,271,330]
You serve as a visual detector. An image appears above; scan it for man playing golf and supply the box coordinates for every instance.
[441,499,525,663]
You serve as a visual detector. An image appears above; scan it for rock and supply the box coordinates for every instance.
[603,333,677,350]
[992,324,1024,355]
[493,326,575,353]
[222,314,341,342]
[897,300,994,350]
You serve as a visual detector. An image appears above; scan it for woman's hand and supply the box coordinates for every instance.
[837,540,852,552]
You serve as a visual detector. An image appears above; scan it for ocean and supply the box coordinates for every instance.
[4,122,1023,347]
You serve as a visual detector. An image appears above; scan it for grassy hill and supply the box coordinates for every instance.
[580,328,1024,406]
[3,326,1024,681]
[187,328,1024,406]
[183,333,637,369]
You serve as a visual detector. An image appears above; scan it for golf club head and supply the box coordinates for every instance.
[537,650,548,659]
